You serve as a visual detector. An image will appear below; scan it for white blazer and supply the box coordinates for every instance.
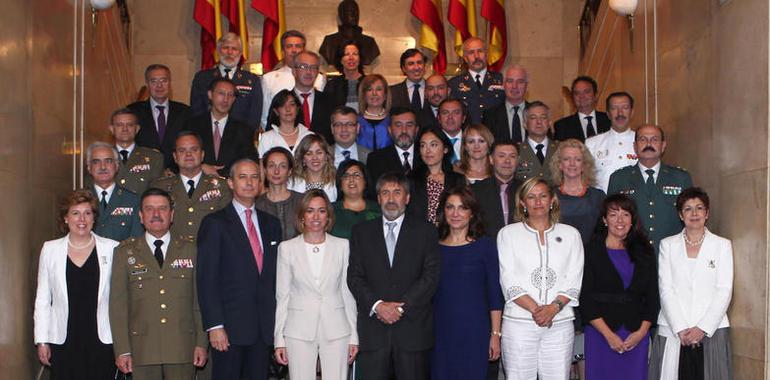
[657,229,733,337]
[257,124,314,158]
[274,234,358,347]
[34,233,119,344]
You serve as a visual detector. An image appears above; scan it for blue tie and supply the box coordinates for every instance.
[449,137,459,163]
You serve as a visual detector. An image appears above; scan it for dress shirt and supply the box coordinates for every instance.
[394,145,415,167]
[638,161,662,183]
[578,110,597,137]
[150,98,170,128]
[505,100,527,140]
[293,88,315,120]
[116,143,136,158]
[585,128,637,192]
[94,183,116,204]
[219,64,236,79]
[260,65,326,128]
[371,213,406,315]
[334,143,360,167]
[431,106,439,118]
[468,68,488,85]
[304,241,326,286]
[443,130,463,162]
[211,114,229,135]
[180,172,203,194]
[144,231,171,259]
[408,79,426,106]
[231,199,263,251]
[527,137,550,157]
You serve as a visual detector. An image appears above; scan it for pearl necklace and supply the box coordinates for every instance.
[364,109,385,118]
[277,127,298,136]
[683,229,706,246]
[68,235,95,250]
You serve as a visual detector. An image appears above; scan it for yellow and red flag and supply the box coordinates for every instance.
[221,0,250,60]
[252,0,286,72]
[481,0,506,71]
[193,0,220,69]
[411,0,447,74]
[448,0,477,57]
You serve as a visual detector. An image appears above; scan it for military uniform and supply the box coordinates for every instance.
[150,174,232,241]
[109,235,207,377]
[607,163,693,249]
[116,146,166,195]
[514,139,559,183]
[448,70,505,124]
[91,186,143,242]
[585,128,637,193]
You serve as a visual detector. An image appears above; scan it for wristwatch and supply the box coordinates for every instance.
[552,299,565,311]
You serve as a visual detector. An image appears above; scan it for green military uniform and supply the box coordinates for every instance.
[607,163,693,249]
[109,235,207,375]
[91,186,143,242]
[515,139,559,183]
[117,146,166,195]
[150,174,232,241]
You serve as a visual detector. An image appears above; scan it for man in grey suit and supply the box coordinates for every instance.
[331,106,370,168]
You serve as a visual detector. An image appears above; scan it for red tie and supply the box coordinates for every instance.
[301,93,311,128]
[245,209,264,273]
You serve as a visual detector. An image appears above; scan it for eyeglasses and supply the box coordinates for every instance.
[148,78,169,86]
[342,172,363,180]
[296,63,320,72]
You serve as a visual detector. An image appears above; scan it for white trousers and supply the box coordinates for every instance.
[285,328,350,380]
[501,319,574,380]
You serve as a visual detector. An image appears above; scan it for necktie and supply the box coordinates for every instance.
[245,209,264,273]
[645,169,656,187]
[500,182,510,224]
[385,222,397,267]
[411,83,422,110]
[402,151,411,174]
[535,144,545,164]
[449,137,460,163]
[585,115,596,138]
[213,120,222,160]
[187,179,195,198]
[511,106,522,143]
[342,150,351,162]
[153,239,164,267]
[119,149,129,164]
[301,93,312,127]
[223,68,231,80]
[156,105,167,142]
[100,190,108,211]
[475,74,483,89]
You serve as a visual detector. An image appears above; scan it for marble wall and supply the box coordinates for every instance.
[580,0,769,377]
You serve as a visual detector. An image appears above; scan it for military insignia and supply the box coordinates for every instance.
[128,257,136,265]
[130,268,148,275]
[236,85,252,94]
[237,72,243,79]
[144,156,150,163]
[130,164,151,173]
[210,178,220,188]
[662,186,682,195]
[620,189,635,195]
[488,84,504,91]
[596,149,608,159]
[708,260,715,269]
[458,83,471,92]
[200,189,222,201]
[111,207,134,216]
[170,258,194,269]
[626,153,638,160]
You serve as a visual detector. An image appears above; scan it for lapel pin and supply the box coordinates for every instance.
[555,237,562,243]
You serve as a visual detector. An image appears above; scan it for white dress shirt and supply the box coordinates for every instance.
[371,213,406,314]
[294,88,315,121]
[505,100,527,140]
[144,231,171,259]
[638,161,662,183]
[468,68,488,85]
[577,110,597,137]
[211,114,229,135]
[180,172,203,194]
[304,241,326,286]
[115,143,136,159]
[334,143,360,167]
[232,199,263,250]
[408,79,426,107]
[527,137,550,157]
[150,98,170,130]
[394,145,415,167]
[94,183,116,203]
[443,130,463,162]
[260,65,326,128]
[585,128,637,192]
[257,124,314,158]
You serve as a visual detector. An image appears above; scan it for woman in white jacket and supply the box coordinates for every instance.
[34,190,120,379]
[273,189,358,380]
[497,178,585,380]
[649,187,733,379]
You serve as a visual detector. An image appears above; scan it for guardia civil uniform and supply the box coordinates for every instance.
[607,162,693,249]
[116,145,166,195]
[585,128,637,193]
[109,233,207,379]
[150,173,232,241]
[91,185,143,242]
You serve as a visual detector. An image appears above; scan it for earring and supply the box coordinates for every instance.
[523,207,528,214]
[549,204,553,211]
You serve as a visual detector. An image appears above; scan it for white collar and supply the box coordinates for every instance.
[145,231,172,252]
[150,97,169,109]
[469,68,488,80]
[180,172,203,186]
[116,143,136,156]
[578,110,597,119]
[638,161,661,174]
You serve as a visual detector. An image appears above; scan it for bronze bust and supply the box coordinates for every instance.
[319,0,381,66]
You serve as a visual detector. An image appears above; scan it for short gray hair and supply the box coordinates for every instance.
[228,158,260,178]
[375,172,411,196]
[86,141,119,163]
[502,64,529,83]
[217,32,242,49]
[523,100,550,120]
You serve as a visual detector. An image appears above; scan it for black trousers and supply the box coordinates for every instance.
[357,345,430,380]
[211,343,269,380]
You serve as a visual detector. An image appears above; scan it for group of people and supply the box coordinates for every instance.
[32,27,734,380]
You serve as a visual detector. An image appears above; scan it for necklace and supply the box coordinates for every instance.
[68,235,95,250]
[277,127,298,136]
[312,246,320,253]
[364,109,385,118]
[683,230,706,246]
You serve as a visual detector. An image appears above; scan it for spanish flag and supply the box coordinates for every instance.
[481,0,506,71]
[411,0,447,74]
[221,0,250,60]
[252,0,286,72]
[193,0,220,69]
[448,0,477,57]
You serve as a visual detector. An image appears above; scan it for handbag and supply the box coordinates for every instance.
[678,344,704,380]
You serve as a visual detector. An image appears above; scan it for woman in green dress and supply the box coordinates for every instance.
[330,160,380,239]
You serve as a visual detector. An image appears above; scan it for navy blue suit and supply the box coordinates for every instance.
[197,204,282,379]
[189,67,263,131]
[448,70,504,124]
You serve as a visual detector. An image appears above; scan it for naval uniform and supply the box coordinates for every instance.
[585,128,637,193]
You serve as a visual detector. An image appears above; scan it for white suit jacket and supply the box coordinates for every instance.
[274,234,358,347]
[34,233,119,344]
[657,229,733,337]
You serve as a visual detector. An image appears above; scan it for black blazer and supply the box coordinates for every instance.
[197,205,282,346]
[324,75,358,108]
[389,80,417,111]
[579,234,660,332]
[304,90,335,145]
[471,177,522,239]
[553,111,611,142]
[366,145,425,187]
[189,67,263,130]
[347,214,440,351]
[416,104,438,131]
[128,100,191,169]
[482,102,527,143]
[183,113,257,177]
[408,171,466,222]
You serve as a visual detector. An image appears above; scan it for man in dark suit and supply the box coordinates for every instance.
[390,49,427,113]
[197,159,282,380]
[128,64,191,168]
[471,140,522,239]
[448,37,504,124]
[553,76,611,142]
[184,78,257,177]
[366,107,424,185]
[348,172,440,380]
[482,65,529,144]
[292,51,334,144]
[418,74,449,131]
[330,106,370,167]
[190,32,262,131]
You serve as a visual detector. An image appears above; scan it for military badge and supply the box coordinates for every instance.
[111,207,134,216]
[458,83,471,92]
[596,150,608,159]
[237,85,252,94]
[130,164,151,173]
[144,156,150,163]
[200,189,222,201]
[488,84,504,91]
[170,258,194,269]
[130,268,148,275]
[210,178,220,188]
[708,260,715,269]
[662,186,682,195]
[627,153,638,160]
[128,257,136,265]
[620,189,635,195]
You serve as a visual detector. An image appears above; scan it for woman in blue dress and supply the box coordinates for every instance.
[432,185,503,379]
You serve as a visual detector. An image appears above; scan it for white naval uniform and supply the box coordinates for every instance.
[585,128,637,193]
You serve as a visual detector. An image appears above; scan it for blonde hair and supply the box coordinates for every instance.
[292,135,336,185]
[457,124,494,176]
[548,138,597,186]
[358,74,392,115]
[515,177,560,226]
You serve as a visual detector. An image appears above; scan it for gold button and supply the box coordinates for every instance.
[161,318,167,323]
[188,221,193,226]
[160,289,166,295]
[188,207,194,212]
[159,275,164,280]
[120,179,126,184]
[161,304,167,309]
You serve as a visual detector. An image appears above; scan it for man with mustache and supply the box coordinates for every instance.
[365,107,425,186]
[448,37,504,125]
[608,124,693,250]
[585,92,639,192]
[110,188,208,379]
